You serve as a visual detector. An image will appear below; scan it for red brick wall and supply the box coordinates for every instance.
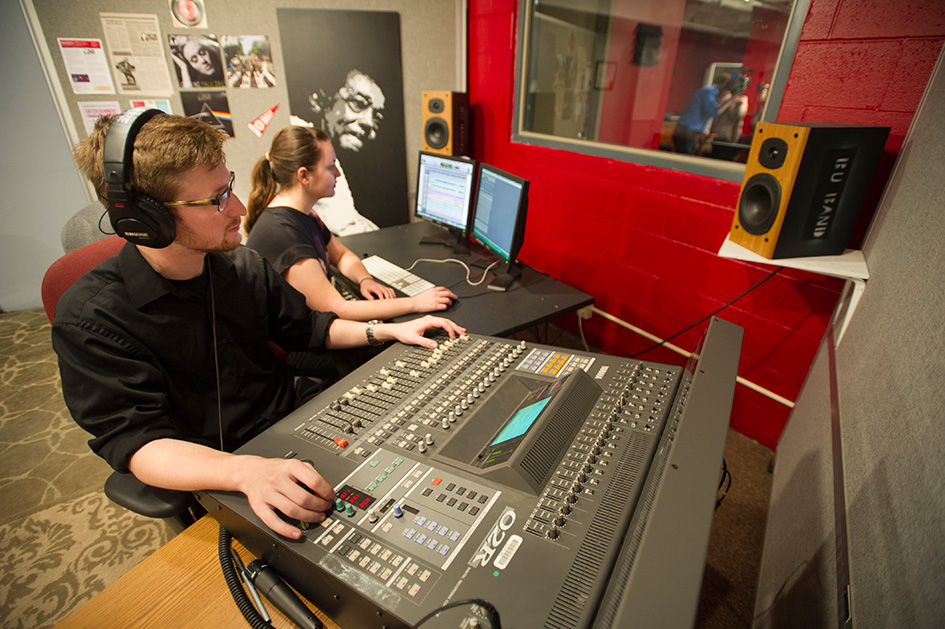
[467,0,944,449]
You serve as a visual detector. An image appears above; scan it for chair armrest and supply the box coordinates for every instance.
[104,471,196,519]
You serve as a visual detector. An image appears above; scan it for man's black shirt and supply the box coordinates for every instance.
[51,242,337,472]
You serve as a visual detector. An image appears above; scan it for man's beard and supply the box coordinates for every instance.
[174,220,241,253]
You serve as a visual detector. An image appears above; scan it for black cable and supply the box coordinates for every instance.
[413,598,503,628]
[208,265,225,452]
[629,266,782,359]
[716,457,732,510]
[97,207,116,236]
[218,526,273,629]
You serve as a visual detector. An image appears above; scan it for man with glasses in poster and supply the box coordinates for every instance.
[290,69,387,235]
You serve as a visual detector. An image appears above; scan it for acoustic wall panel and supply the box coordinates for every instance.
[755,45,945,627]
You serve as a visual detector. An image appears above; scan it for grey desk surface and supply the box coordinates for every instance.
[338,221,594,337]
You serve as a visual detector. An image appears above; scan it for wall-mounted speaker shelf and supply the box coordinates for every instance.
[718,235,868,346]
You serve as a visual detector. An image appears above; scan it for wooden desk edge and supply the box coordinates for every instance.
[56,515,340,629]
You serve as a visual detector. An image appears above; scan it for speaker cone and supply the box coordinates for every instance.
[428,98,445,114]
[738,173,781,236]
[424,118,449,150]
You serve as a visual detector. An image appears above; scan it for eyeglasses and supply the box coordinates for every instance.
[165,172,235,212]
[341,89,384,124]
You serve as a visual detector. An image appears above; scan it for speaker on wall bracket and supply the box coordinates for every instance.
[730,122,890,259]
[422,90,469,156]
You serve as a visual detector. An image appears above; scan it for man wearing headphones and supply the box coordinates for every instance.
[52,109,465,539]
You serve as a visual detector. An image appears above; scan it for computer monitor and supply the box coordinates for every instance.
[470,163,529,290]
[414,151,477,253]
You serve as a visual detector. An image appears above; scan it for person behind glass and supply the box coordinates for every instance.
[710,74,751,145]
[672,73,734,155]
[245,125,457,321]
[53,111,465,539]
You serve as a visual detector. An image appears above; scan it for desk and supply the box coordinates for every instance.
[56,515,340,629]
[339,221,593,337]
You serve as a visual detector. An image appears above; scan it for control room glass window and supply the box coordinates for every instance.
[514,0,807,182]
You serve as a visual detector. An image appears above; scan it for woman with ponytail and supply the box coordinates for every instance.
[245,126,456,321]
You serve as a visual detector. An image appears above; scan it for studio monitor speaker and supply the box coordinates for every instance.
[730,122,889,259]
[422,91,469,156]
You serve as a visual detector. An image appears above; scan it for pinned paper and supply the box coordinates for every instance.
[248,103,279,137]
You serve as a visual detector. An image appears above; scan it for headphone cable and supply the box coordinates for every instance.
[207,260,224,451]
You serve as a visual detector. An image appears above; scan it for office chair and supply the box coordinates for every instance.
[42,235,200,530]
[61,201,111,253]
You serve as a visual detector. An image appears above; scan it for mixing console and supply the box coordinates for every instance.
[198,318,742,628]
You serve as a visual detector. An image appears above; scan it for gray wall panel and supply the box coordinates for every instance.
[755,44,945,627]
[835,43,945,624]
[754,337,838,627]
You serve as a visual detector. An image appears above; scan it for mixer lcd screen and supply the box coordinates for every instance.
[489,397,550,446]
[485,376,567,452]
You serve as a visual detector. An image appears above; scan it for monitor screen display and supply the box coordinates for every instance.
[470,164,529,263]
[415,152,477,233]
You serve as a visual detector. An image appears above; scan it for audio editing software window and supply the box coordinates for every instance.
[416,156,475,231]
[473,169,523,259]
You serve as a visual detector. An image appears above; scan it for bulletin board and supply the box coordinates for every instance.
[22,0,466,228]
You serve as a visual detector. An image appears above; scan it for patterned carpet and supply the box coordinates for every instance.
[0,308,171,628]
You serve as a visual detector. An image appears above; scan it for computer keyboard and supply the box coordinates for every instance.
[360,255,435,297]
[332,276,360,301]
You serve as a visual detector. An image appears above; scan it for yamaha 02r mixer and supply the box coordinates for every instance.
[197,317,743,628]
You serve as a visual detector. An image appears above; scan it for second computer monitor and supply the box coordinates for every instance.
[470,163,529,269]
[415,151,477,252]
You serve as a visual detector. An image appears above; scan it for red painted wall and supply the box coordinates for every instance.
[468,0,945,450]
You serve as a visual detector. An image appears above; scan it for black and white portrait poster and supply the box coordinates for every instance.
[277,9,408,228]
[168,34,225,89]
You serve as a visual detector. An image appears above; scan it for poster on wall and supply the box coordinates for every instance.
[99,13,173,96]
[168,34,225,88]
[129,99,173,114]
[181,91,233,136]
[57,39,116,95]
[276,8,408,229]
[221,36,276,88]
[77,101,121,133]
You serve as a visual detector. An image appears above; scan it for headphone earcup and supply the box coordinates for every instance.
[111,192,176,249]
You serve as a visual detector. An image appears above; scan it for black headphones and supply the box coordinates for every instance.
[102,107,176,248]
